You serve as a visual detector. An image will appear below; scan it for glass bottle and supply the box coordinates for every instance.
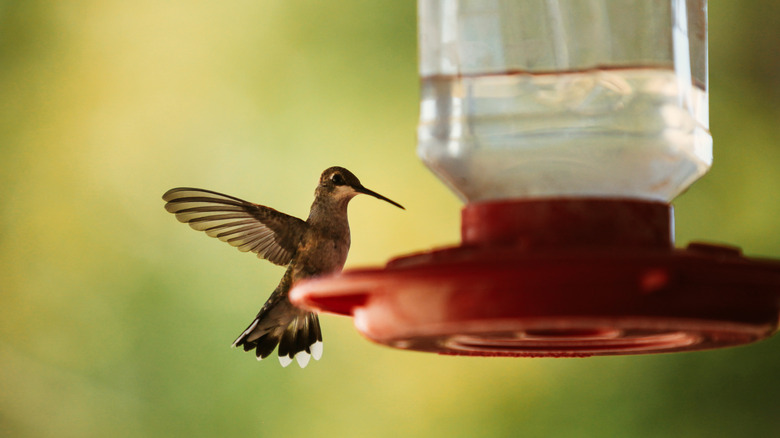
[417,0,710,203]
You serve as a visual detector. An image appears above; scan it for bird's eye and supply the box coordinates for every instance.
[330,173,345,185]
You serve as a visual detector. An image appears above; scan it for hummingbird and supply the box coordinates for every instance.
[162,166,404,368]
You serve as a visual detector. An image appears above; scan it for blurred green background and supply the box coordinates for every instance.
[2,1,779,437]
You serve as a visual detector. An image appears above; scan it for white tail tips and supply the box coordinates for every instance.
[311,341,323,361]
[295,351,311,368]
[279,354,293,368]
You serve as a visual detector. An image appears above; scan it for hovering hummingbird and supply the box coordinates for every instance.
[162,167,404,368]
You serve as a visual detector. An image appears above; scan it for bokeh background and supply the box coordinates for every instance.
[2,1,779,437]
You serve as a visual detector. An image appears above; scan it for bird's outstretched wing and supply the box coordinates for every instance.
[163,187,307,266]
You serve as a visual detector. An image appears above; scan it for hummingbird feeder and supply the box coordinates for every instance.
[291,0,780,357]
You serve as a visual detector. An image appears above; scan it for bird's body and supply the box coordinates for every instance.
[163,167,403,368]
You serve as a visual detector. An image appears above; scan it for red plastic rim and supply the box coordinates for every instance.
[290,199,780,357]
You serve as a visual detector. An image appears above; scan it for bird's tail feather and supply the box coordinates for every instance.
[233,311,322,368]
[279,312,323,368]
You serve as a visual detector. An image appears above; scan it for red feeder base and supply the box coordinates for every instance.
[290,199,780,357]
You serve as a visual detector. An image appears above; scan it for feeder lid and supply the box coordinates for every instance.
[290,199,780,357]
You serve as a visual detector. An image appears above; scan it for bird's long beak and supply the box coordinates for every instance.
[355,186,405,210]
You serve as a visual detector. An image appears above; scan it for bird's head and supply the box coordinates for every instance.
[316,166,404,210]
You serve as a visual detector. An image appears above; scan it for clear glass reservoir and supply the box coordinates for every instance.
[417,0,711,203]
